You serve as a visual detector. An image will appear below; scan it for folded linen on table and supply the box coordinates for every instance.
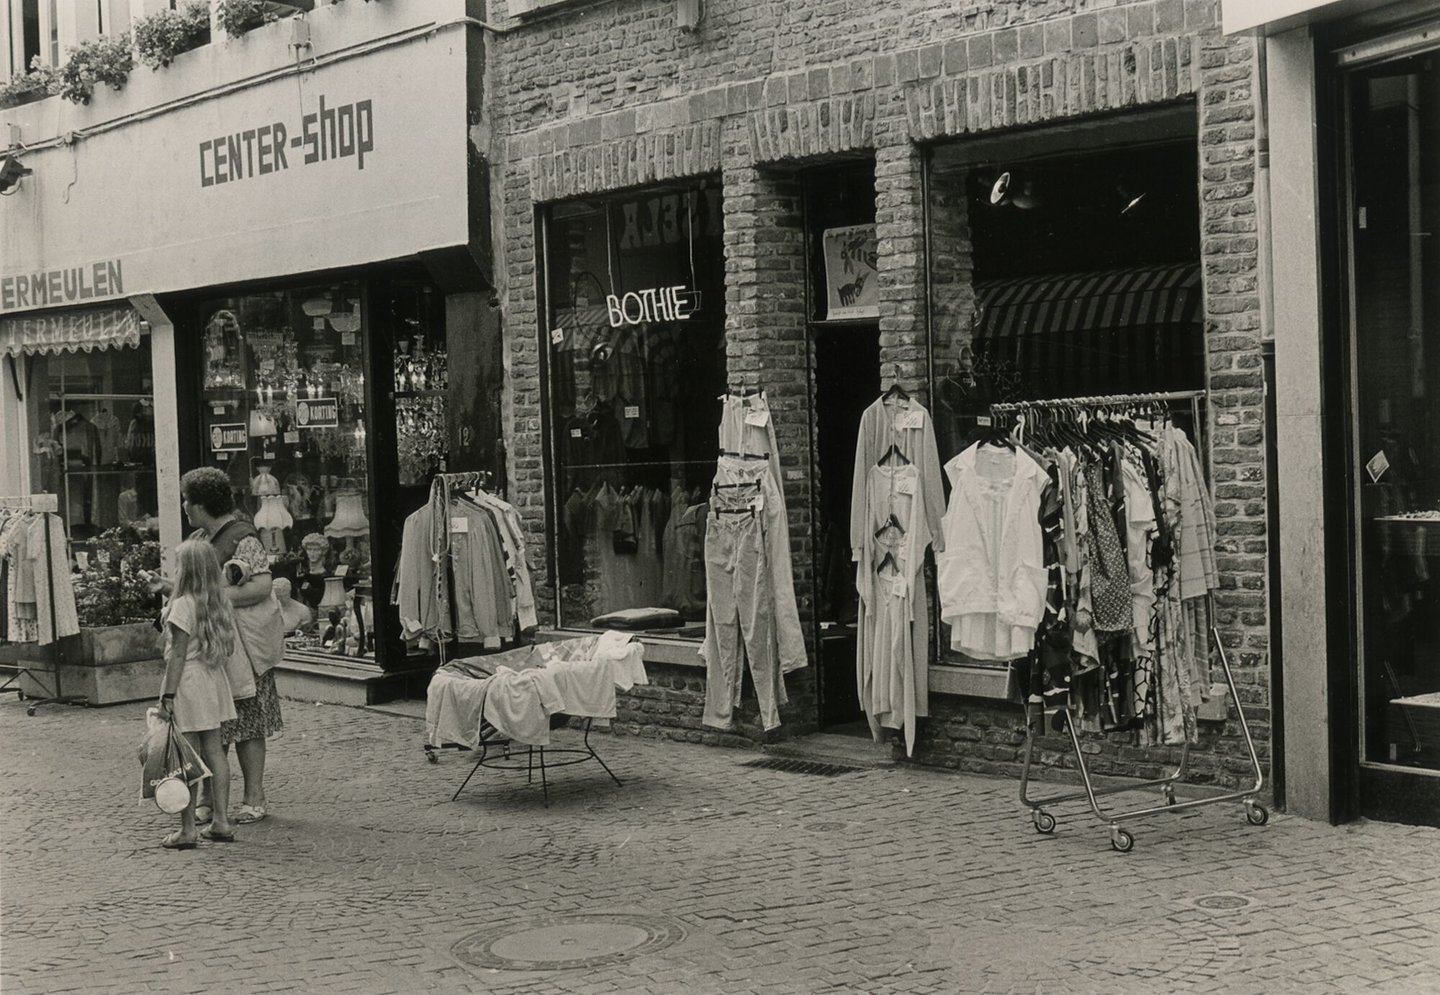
[483,666,566,746]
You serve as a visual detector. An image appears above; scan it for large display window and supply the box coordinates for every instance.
[196,282,375,651]
[924,118,1207,670]
[541,180,726,632]
[24,332,159,542]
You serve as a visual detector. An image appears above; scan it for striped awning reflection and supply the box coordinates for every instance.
[975,263,1201,339]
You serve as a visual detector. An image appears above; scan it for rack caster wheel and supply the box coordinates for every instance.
[1244,802,1269,826]
[425,749,438,765]
[16,690,25,702]
[1110,828,1135,853]
[1032,811,1057,834]
[25,705,36,717]
[1162,786,1177,806]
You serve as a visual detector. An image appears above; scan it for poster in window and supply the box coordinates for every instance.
[822,224,879,320]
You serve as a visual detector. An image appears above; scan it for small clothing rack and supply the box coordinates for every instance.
[0,494,87,715]
[423,633,646,805]
[985,390,1266,852]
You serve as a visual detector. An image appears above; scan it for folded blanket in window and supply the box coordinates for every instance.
[589,607,682,630]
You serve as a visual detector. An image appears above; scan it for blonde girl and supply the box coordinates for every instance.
[157,540,239,850]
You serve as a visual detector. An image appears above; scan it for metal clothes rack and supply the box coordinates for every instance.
[0,494,88,715]
[989,391,1267,852]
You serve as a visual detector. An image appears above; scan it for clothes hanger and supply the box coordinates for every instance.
[874,512,905,538]
[875,550,898,574]
[878,443,911,466]
[882,381,910,404]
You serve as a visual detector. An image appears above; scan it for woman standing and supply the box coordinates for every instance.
[156,540,238,849]
[177,466,285,824]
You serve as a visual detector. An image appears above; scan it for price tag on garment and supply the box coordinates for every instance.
[896,475,915,495]
[897,410,924,430]
[570,427,583,439]
[1366,450,1391,484]
[550,327,565,346]
[975,415,993,427]
[450,516,469,533]
[623,405,640,420]
[284,431,300,444]
[744,409,770,427]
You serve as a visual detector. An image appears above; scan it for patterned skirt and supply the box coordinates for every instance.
[221,669,285,746]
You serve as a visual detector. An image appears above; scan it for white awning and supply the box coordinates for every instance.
[0,306,143,356]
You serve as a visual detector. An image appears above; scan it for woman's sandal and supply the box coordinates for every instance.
[162,831,197,851]
[235,804,267,824]
[200,826,236,844]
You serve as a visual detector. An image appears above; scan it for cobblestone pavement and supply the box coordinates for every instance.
[3,695,1439,995]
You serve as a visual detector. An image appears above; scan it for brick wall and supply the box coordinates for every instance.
[492,0,1270,787]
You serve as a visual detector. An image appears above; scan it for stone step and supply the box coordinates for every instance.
[764,731,898,769]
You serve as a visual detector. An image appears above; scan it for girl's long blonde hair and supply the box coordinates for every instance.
[171,540,236,668]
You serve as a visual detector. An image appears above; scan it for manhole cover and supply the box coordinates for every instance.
[804,820,849,832]
[1191,893,1253,911]
[452,913,685,971]
[740,758,862,776]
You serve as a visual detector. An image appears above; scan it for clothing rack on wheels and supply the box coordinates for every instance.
[988,390,1266,853]
[0,494,88,715]
[420,472,626,804]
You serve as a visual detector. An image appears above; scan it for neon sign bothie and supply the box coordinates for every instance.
[605,285,700,328]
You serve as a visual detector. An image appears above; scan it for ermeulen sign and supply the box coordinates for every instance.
[0,260,124,311]
[296,397,340,429]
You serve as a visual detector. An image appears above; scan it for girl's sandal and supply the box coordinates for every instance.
[162,831,197,851]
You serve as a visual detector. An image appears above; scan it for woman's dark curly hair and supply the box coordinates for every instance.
[180,467,235,518]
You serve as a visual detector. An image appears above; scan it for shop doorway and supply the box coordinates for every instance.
[1337,34,1440,826]
[803,160,879,731]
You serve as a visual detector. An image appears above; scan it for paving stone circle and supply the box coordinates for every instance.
[451,912,686,971]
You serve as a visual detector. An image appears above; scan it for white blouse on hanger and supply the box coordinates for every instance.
[936,443,1048,661]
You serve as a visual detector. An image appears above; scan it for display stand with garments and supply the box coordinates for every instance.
[975,391,1266,852]
[0,493,86,715]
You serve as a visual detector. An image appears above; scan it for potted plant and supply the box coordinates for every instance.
[215,0,283,39]
[134,1,213,70]
[0,60,58,110]
[54,33,134,105]
[56,526,166,704]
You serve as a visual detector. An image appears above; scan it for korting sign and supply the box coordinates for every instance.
[295,397,340,429]
[210,423,248,452]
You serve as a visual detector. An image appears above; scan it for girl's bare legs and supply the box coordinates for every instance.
[190,729,233,835]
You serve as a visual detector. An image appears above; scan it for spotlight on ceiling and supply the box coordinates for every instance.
[0,155,32,194]
[989,171,1012,205]
[989,170,1041,210]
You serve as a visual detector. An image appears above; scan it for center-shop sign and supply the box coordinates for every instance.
[198,96,374,187]
[296,397,339,429]
[210,423,248,452]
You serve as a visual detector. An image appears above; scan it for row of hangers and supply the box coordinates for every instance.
[995,401,1163,456]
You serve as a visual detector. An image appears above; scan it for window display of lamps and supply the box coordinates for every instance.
[319,575,350,654]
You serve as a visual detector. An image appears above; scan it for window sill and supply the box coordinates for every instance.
[536,628,704,669]
[928,663,1016,701]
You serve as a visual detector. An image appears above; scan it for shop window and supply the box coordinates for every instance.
[196,283,373,641]
[25,331,158,543]
[541,180,726,633]
[390,282,448,488]
[926,127,1205,669]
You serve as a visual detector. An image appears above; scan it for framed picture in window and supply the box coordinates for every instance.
[821,224,879,320]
